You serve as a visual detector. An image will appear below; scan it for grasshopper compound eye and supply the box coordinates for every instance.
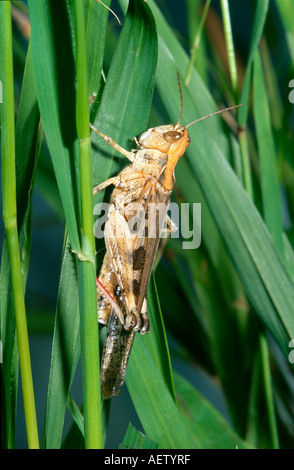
[163,131,182,143]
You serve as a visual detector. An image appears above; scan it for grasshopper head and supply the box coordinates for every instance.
[137,73,242,191]
[138,124,190,159]
[138,123,190,191]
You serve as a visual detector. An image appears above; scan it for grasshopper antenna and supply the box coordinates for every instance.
[176,72,184,127]
[175,72,242,128]
[185,104,243,128]
[96,0,121,26]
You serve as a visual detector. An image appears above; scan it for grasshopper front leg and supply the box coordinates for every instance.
[93,176,123,195]
[90,123,135,162]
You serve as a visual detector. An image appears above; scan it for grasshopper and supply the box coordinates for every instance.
[92,75,242,399]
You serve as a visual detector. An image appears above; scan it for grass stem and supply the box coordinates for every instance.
[0,1,39,449]
[73,0,102,449]
[185,0,211,86]
[220,0,239,101]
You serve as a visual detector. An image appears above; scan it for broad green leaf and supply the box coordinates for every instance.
[126,338,195,449]
[174,373,253,449]
[28,0,81,250]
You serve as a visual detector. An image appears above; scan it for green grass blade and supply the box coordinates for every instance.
[185,0,211,87]
[258,332,280,448]
[63,393,110,448]
[126,338,195,449]
[86,0,110,97]
[186,0,208,84]
[66,393,84,438]
[283,233,294,284]
[42,239,81,449]
[238,0,270,126]
[169,237,254,436]
[253,49,283,257]
[187,100,294,353]
[0,244,19,449]
[220,0,238,100]
[155,252,214,374]
[28,0,80,251]
[125,269,203,448]
[238,0,270,196]
[35,149,64,221]
[143,274,176,401]
[276,0,294,66]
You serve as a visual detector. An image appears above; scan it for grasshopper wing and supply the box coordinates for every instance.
[131,183,171,318]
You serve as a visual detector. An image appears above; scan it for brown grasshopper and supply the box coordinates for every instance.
[92,75,242,399]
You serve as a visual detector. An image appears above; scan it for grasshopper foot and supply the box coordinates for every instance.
[125,311,138,330]
[139,313,149,335]
[125,309,149,334]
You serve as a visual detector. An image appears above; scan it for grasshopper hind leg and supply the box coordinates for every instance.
[97,251,126,326]
[139,297,149,335]
[101,309,135,399]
